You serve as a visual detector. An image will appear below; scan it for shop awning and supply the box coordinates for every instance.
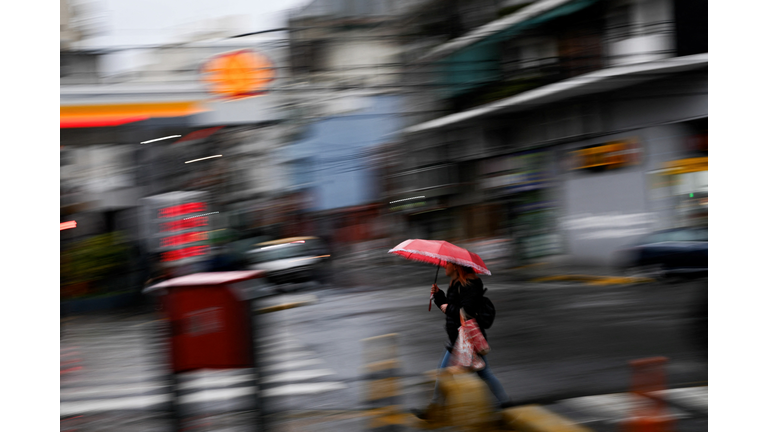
[403,53,708,135]
[420,0,598,63]
[60,101,208,128]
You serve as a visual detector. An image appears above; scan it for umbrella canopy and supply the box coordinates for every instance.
[388,239,491,276]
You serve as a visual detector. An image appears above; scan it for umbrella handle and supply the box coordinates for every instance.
[429,265,439,311]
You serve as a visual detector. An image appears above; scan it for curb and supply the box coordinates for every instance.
[255,295,318,314]
[530,274,655,285]
[504,405,594,432]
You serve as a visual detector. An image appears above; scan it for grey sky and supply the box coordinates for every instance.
[73,0,311,74]
[78,0,311,48]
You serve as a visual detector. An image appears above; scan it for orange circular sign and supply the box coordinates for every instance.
[201,49,276,99]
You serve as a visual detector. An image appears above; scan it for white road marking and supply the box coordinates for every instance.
[652,387,708,412]
[262,382,347,397]
[262,369,336,384]
[264,351,317,362]
[60,394,171,416]
[263,359,324,372]
[559,392,692,422]
[61,384,168,400]
[179,375,255,390]
[179,387,255,404]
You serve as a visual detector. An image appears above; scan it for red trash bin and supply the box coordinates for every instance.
[144,270,266,373]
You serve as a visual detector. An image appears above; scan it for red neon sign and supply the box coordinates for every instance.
[60,221,77,231]
[160,232,208,248]
[160,217,208,232]
[158,202,206,218]
[161,246,208,262]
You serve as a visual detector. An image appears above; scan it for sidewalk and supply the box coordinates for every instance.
[262,384,708,432]
[497,256,656,285]
[332,243,652,287]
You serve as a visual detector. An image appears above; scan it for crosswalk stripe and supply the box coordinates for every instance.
[260,340,305,350]
[60,394,171,416]
[178,387,255,404]
[62,373,169,387]
[558,392,698,422]
[178,375,255,390]
[652,388,708,412]
[60,314,353,417]
[263,359,324,372]
[61,383,169,399]
[264,351,317,361]
[262,382,347,397]
[61,379,350,415]
[559,393,642,421]
[262,369,336,383]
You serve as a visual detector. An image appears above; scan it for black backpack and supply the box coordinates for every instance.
[474,288,496,330]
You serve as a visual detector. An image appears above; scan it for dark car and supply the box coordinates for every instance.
[246,236,332,286]
[614,226,708,280]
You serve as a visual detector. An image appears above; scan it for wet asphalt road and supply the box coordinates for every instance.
[259,266,706,414]
[60,262,707,431]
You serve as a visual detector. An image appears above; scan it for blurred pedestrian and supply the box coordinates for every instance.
[415,263,510,419]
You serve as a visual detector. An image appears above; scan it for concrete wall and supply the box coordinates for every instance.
[555,77,706,266]
[557,138,652,266]
[325,39,402,86]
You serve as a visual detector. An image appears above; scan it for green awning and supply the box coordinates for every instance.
[436,0,600,98]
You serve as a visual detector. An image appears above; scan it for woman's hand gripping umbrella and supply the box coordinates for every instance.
[387,239,491,311]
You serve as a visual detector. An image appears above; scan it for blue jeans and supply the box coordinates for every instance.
[431,349,509,407]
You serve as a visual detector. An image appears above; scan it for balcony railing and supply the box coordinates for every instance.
[444,52,603,112]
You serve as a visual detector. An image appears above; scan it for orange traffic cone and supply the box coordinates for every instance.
[622,357,675,432]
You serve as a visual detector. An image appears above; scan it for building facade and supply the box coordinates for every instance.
[389,0,707,267]
[60,26,295,249]
[279,0,414,247]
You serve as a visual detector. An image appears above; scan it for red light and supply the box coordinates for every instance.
[160,232,208,248]
[158,202,206,218]
[160,217,208,232]
[60,221,77,231]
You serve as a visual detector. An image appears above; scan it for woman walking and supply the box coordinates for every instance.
[416,262,510,418]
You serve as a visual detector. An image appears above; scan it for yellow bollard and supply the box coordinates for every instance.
[362,334,404,431]
[436,368,498,432]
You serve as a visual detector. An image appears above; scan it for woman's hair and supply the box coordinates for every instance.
[454,265,477,287]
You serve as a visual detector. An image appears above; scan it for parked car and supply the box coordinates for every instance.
[613,226,707,280]
[246,236,331,285]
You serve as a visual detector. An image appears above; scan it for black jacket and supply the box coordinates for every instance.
[433,278,487,352]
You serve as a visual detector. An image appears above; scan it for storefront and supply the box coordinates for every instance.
[480,148,560,264]
[557,117,707,266]
[557,136,652,266]
[663,120,707,227]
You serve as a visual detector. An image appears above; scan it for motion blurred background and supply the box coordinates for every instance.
[58,0,708,430]
[60,0,707,299]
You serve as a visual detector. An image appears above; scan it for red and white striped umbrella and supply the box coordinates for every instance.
[388,239,491,311]
[388,239,491,275]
